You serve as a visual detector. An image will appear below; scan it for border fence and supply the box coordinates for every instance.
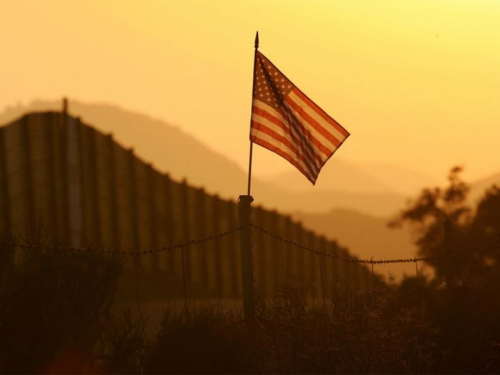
[0,109,442,310]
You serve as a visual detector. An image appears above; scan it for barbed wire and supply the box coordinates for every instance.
[251,223,451,265]
[0,225,242,255]
[0,220,453,265]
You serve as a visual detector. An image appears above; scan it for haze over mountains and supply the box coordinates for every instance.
[292,208,419,280]
[0,99,435,216]
[2,99,499,278]
[263,160,438,196]
[0,100,412,216]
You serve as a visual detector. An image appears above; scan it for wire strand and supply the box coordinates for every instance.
[0,225,242,255]
[251,223,450,265]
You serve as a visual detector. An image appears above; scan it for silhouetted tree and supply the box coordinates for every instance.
[392,166,500,292]
[390,167,500,373]
[390,166,472,286]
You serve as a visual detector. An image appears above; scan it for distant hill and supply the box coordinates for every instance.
[0,99,407,216]
[0,99,455,280]
[254,185,407,217]
[359,162,438,196]
[469,172,500,204]
[263,158,438,197]
[0,99,249,199]
[292,208,420,281]
[263,159,397,194]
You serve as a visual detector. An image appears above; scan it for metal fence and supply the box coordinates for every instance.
[0,111,373,299]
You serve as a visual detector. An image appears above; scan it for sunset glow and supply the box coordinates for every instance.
[2,0,500,181]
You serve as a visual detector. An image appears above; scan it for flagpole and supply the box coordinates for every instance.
[247,143,253,196]
[238,32,259,321]
[247,31,259,196]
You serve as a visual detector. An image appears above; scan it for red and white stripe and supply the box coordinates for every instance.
[251,87,349,184]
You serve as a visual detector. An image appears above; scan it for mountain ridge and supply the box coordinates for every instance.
[0,99,407,216]
[3,99,499,280]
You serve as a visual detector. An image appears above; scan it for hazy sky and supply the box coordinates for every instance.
[2,0,500,181]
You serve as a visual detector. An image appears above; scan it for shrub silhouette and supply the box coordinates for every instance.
[5,167,500,373]
[0,225,121,373]
[143,305,258,374]
[390,166,500,373]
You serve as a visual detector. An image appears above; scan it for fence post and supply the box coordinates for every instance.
[238,195,255,320]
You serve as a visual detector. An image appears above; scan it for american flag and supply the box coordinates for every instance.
[250,51,349,184]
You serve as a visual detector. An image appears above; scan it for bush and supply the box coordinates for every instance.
[143,304,258,374]
[0,231,121,373]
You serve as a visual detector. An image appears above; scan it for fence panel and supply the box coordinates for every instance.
[66,116,83,246]
[269,210,282,297]
[282,215,294,290]
[309,232,322,301]
[163,175,177,276]
[151,171,168,272]
[194,187,209,288]
[143,164,159,270]
[210,195,224,297]
[168,179,185,283]
[94,130,115,248]
[4,116,30,237]
[134,158,152,254]
[27,114,53,240]
[0,126,9,234]
[253,206,268,297]
[223,199,240,298]
[1,111,393,303]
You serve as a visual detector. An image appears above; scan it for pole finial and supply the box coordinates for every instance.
[255,31,259,49]
[62,97,68,115]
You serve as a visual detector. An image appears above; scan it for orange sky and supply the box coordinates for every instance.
[2,0,500,182]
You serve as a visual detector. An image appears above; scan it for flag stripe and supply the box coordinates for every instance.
[250,127,317,179]
[279,106,330,164]
[287,90,348,144]
[252,102,323,165]
[250,51,349,184]
[278,104,333,161]
[250,132,316,183]
[250,119,319,177]
[285,90,342,148]
[292,89,349,138]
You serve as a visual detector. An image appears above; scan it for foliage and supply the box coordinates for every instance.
[143,305,258,374]
[5,169,500,373]
[389,166,471,283]
[96,285,438,374]
[257,286,438,374]
[98,310,146,374]
[0,224,121,373]
[389,166,500,373]
[390,165,500,289]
